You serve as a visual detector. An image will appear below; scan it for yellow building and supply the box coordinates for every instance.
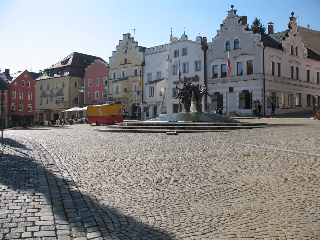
[109,34,145,118]
[34,52,103,122]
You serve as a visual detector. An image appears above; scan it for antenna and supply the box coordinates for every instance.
[130,28,137,38]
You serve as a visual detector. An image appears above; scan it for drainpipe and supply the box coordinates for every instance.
[263,46,266,117]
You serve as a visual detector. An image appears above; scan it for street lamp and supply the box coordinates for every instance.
[201,37,208,112]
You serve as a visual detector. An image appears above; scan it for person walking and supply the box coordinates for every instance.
[257,102,262,119]
[271,103,276,118]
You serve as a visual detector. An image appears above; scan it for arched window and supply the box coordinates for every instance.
[234,39,240,50]
[226,41,231,51]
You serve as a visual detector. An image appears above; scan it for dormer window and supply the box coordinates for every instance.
[291,45,294,55]
[61,58,70,65]
[226,41,231,51]
[234,39,240,50]
[48,70,52,77]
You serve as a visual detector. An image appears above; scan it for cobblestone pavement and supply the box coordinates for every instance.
[1,118,320,239]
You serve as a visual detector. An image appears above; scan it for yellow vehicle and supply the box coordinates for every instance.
[87,104,123,125]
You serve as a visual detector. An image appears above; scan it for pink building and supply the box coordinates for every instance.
[84,60,109,105]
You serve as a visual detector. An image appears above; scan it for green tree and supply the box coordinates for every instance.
[250,17,266,34]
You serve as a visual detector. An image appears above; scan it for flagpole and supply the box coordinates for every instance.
[227,51,231,117]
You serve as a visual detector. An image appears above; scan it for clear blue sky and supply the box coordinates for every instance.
[1,0,319,74]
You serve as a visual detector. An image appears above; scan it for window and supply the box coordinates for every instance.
[317,72,320,84]
[156,71,161,80]
[48,70,52,77]
[182,48,187,56]
[134,69,138,76]
[149,86,155,97]
[277,63,281,77]
[271,61,275,76]
[57,68,62,75]
[234,39,240,50]
[173,65,178,75]
[291,45,294,55]
[28,93,32,100]
[1,93,5,102]
[172,88,178,98]
[40,99,42,105]
[19,92,23,99]
[113,72,116,79]
[46,98,49,105]
[19,104,23,111]
[88,79,92,87]
[239,91,252,109]
[1,105,5,113]
[296,93,301,106]
[75,82,78,88]
[28,104,32,112]
[88,92,92,99]
[296,46,298,56]
[40,85,43,91]
[115,85,119,93]
[247,60,253,75]
[47,84,50,90]
[307,94,312,107]
[22,80,25,87]
[124,58,127,64]
[27,81,30,87]
[12,91,16,99]
[291,66,294,79]
[307,70,310,82]
[11,103,15,112]
[212,65,218,78]
[174,50,179,58]
[237,62,243,76]
[96,78,99,86]
[183,63,189,73]
[226,41,231,51]
[296,67,299,80]
[147,73,152,82]
[62,82,65,88]
[221,64,227,78]
[134,84,138,92]
[95,91,99,99]
[55,82,59,89]
[195,61,201,71]
[121,70,126,78]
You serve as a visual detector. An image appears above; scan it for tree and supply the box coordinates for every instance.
[249,17,266,34]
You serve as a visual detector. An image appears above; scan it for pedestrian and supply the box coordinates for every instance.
[257,102,262,119]
[271,103,276,118]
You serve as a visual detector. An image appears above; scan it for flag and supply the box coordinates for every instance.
[77,83,85,93]
[227,52,231,76]
[139,70,142,88]
[178,61,181,81]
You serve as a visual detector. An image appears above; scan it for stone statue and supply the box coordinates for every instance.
[175,82,209,113]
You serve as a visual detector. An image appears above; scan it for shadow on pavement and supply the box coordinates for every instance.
[0,138,173,239]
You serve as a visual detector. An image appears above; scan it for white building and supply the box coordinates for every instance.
[167,32,204,114]
[142,44,169,119]
[207,7,320,116]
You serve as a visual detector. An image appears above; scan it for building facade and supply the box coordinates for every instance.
[167,32,204,114]
[9,70,40,125]
[207,8,320,116]
[0,77,9,128]
[84,60,109,106]
[108,33,145,118]
[143,44,169,119]
[34,52,103,122]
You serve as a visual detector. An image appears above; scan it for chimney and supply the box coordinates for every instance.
[268,22,274,34]
[241,16,247,25]
[5,69,10,78]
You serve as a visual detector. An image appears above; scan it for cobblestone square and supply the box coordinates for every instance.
[0,118,320,239]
